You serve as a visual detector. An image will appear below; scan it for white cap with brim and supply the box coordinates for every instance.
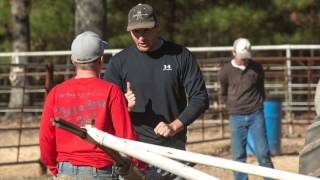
[71,31,108,64]
[233,38,252,59]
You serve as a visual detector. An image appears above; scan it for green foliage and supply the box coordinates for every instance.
[0,1,12,51]
[175,1,319,46]
[176,4,267,46]
[30,0,75,50]
[272,0,314,10]
[0,0,319,51]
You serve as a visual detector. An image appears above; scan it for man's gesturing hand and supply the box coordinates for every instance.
[125,82,136,112]
[154,120,184,137]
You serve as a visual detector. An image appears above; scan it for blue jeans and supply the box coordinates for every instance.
[230,111,274,180]
[57,161,118,180]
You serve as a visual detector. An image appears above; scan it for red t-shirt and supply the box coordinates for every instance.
[40,77,141,176]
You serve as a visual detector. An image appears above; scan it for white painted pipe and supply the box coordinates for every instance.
[85,125,317,180]
[1,45,320,57]
[121,138,318,180]
[84,125,218,180]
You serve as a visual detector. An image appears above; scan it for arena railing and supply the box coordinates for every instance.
[0,44,320,167]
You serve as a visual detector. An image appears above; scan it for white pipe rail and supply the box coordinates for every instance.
[188,44,320,52]
[84,125,317,180]
[0,44,320,58]
[85,125,218,180]
[122,138,318,180]
[0,49,122,57]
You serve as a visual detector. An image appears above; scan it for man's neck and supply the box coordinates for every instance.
[233,58,243,65]
[74,70,98,79]
[148,38,163,52]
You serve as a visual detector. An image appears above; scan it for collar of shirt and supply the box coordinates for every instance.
[231,59,246,71]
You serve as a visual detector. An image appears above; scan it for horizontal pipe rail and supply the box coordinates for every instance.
[0,45,319,58]
[85,126,317,180]
[0,144,39,149]
[0,127,39,131]
[0,108,43,113]
[0,160,41,166]
[0,89,46,93]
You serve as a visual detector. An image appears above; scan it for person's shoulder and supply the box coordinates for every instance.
[159,40,186,55]
[250,59,262,66]
[162,40,195,64]
[111,44,136,60]
[46,79,71,95]
[95,78,115,86]
[220,61,232,70]
[250,60,264,69]
[96,79,122,92]
[164,40,189,53]
[54,79,73,89]
[219,62,233,75]
[164,40,183,48]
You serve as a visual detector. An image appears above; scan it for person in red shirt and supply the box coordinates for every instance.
[39,31,142,179]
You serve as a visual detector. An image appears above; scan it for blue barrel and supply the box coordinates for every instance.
[247,99,282,155]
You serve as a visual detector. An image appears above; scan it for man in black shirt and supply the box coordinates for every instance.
[219,38,274,180]
[104,3,209,180]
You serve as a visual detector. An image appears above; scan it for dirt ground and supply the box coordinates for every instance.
[0,117,309,180]
[0,138,305,180]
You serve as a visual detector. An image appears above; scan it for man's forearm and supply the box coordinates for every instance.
[169,119,184,136]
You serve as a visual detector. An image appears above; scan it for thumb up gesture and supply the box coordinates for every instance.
[125,82,136,112]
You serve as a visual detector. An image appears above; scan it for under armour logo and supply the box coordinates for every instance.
[133,11,148,20]
[163,65,172,71]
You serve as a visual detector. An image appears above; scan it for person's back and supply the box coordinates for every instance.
[40,31,139,179]
[42,77,134,162]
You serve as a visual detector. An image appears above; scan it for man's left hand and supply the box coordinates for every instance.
[154,119,184,137]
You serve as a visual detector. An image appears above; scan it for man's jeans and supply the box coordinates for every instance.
[57,161,118,180]
[230,111,274,180]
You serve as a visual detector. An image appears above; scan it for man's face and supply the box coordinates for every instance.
[232,50,250,65]
[130,24,160,52]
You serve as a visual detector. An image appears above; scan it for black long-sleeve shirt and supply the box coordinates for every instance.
[103,40,209,148]
[219,60,265,115]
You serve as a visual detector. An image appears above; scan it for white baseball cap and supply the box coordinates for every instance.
[71,31,108,63]
[233,38,252,59]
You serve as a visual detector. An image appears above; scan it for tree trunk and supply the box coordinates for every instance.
[75,0,106,38]
[7,0,31,118]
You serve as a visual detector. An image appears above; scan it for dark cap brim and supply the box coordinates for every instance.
[101,40,108,48]
[127,21,155,31]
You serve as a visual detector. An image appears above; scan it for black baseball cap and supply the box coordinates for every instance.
[127,3,157,31]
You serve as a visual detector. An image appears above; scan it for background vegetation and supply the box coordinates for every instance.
[0,0,319,51]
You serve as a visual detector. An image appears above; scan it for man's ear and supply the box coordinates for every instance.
[232,50,237,57]
[70,56,76,65]
[99,56,104,64]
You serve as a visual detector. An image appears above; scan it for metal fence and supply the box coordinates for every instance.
[0,44,320,165]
